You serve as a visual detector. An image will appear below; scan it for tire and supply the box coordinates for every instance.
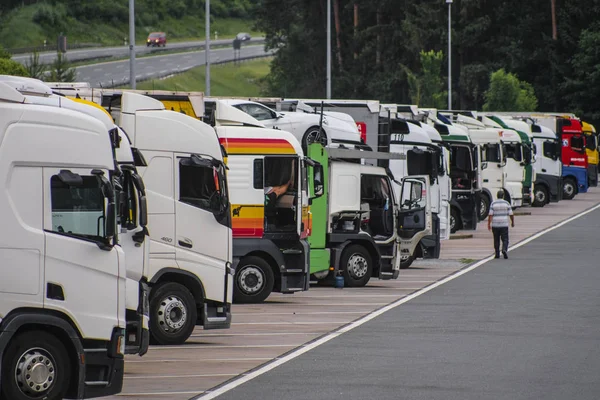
[400,254,414,269]
[302,126,328,153]
[563,178,576,200]
[1,330,71,400]
[341,244,372,287]
[149,282,197,345]
[450,207,461,234]
[532,184,548,207]
[478,193,490,221]
[233,256,274,304]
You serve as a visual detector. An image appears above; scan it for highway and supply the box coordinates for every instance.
[199,205,600,400]
[11,37,265,65]
[75,44,273,87]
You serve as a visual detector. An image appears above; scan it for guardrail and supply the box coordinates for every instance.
[8,43,103,55]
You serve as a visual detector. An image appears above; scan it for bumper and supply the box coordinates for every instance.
[203,301,232,330]
[537,174,562,202]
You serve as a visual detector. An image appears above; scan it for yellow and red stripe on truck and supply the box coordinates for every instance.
[219,137,296,154]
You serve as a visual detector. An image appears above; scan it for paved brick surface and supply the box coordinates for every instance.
[107,187,600,400]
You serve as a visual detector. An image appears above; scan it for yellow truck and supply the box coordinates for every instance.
[582,121,598,187]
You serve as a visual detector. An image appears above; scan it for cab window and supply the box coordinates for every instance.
[179,161,219,212]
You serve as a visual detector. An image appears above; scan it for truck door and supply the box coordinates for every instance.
[397,176,432,262]
[174,154,231,305]
[43,167,120,339]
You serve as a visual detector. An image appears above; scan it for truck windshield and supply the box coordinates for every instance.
[543,140,560,161]
[50,175,107,241]
[586,135,597,151]
[482,144,501,163]
[504,143,523,162]
[406,148,435,177]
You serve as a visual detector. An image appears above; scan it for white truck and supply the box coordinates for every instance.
[0,81,126,399]
[0,75,151,356]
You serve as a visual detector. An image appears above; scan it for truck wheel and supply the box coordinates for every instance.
[532,185,548,207]
[400,254,414,269]
[302,127,328,152]
[150,282,197,345]
[450,207,461,234]
[234,256,274,304]
[341,245,372,287]
[478,193,490,221]
[563,178,576,200]
[1,330,70,400]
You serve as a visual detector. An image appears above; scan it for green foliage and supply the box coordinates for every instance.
[136,58,272,96]
[402,50,447,108]
[0,46,11,59]
[0,59,29,77]
[483,69,538,112]
[26,51,46,80]
[48,52,76,82]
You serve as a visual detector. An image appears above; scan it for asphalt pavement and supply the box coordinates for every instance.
[75,45,273,87]
[11,38,265,64]
[202,206,600,400]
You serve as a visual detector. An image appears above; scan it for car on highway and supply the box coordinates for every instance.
[217,99,362,150]
[236,32,252,41]
[147,32,167,47]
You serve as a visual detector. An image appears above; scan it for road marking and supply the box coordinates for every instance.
[159,70,168,74]
[242,302,388,307]
[127,358,273,363]
[125,373,237,380]
[116,65,124,69]
[93,68,101,72]
[192,202,600,400]
[233,311,366,316]
[118,390,205,396]
[149,344,302,351]
[232,321,350,325]
[190,332,323,337]
[273,294,407,299]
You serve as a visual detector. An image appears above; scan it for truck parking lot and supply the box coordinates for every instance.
[110,187,600,400]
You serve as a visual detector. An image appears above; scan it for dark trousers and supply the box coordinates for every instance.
[492,227,509,255]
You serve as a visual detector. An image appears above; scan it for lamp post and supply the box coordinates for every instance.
[446,0,452,109]
[129,0,136,89]
[326,0,331,99]
[205,0,211,96]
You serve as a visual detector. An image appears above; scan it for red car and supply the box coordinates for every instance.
[146,32,167,47]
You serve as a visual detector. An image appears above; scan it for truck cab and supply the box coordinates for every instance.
[582,121,598,187]
[214,110,315,303]
[0,80,126,399]
[308,145,419,286]
[105,92,233,345]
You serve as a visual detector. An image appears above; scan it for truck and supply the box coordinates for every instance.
[0,75,151,356]
[582,121,598,187]
[0,80,126,399]
[215,116,318,303]
[307,144,428,286]
[422,109,482,233]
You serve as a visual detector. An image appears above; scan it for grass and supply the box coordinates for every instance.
[459,258,477,264]
[0,3,261,51]
[135,57,273,96]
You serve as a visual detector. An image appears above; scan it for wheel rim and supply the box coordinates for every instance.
[15,347,56,398]
[401,254,410,262]
[450,214,456,231]
[237,266,265,295]
[347,253,368,279]
[535,189,546,203]
[157,295,187,333]
[479,199,487,217]
[305,130,327,146]
[564,182,574,196]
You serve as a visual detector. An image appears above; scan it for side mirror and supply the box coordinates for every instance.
[139,195,148,227]
[313,164,324,198]
[481,162,488,170]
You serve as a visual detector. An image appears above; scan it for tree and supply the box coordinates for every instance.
[25,51,46,80]
[48,52,76,82]
[483,69,538,112]
[403,50,446,108]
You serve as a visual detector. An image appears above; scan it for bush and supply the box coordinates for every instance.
[0,59,29,77]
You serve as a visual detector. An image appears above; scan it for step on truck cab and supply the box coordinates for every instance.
[214,111,317,303]
[582,121,599,187]
[103,92,233,345]
[423,110,482,233]
[0,81,126,399]
[308,144,428,286]
[377,108,442,269]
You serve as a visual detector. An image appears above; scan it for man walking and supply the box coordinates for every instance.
[487,190,515,259]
